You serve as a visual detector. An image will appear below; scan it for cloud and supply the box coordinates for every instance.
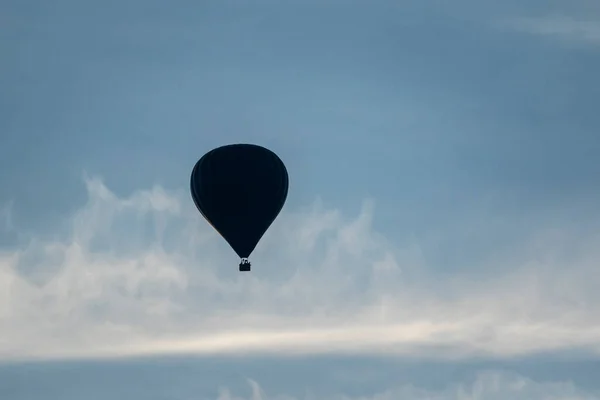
[1,176,600,362]
[501,15,600,44]
[0,201,13,232]
[218,371,598,400]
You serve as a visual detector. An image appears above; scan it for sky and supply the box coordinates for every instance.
[1,0,600,398]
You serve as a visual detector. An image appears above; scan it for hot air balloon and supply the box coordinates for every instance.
[190,144,289,271]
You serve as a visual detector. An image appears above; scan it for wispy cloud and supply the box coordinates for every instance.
[1,177,600,362]
[502,15,600,44]
[219,371,598,400]
[0,201,13,232]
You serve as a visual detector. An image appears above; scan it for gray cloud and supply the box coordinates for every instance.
[1,177,600,362]
[192,371,600,399]
[0,201,13,232]
[501,15,600,44]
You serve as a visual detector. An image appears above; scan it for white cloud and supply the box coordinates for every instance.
[218,371,598,400]
[501,15,600,44]
[1,176,600,361]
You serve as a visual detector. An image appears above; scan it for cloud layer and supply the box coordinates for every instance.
[1,177,600,361]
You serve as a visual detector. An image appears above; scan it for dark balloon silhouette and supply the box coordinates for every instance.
[190,144,289,271]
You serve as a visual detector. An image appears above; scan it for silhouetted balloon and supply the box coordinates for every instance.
[190,144,289,271]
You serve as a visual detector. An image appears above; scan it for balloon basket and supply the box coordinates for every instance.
[239,258,251,272]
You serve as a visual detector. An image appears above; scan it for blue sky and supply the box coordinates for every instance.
[2,0,600,398]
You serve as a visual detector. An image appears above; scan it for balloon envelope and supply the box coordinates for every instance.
[190,144,289,259]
